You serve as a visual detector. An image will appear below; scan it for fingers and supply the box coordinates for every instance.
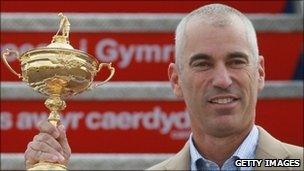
[24,148,58,169]
[30,141,65,160]
[57,123,71,161]
[33,133,64,156]
[37,120,60,139]
[25,141,65,169]
[25,120,70,169]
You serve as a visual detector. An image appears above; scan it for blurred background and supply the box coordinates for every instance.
[1,0,303,170]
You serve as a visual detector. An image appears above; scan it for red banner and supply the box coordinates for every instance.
[1,99,303,153]
[1,32,302,81]
[1,1,287,13]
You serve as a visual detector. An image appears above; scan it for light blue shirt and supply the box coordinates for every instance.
[190,125,259,171]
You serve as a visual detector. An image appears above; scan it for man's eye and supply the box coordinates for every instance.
[192,62,211,70]
[229,60,247,68]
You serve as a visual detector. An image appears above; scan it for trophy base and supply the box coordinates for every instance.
[28,162,67,170]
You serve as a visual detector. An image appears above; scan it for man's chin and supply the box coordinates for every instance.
[207,119,241,137]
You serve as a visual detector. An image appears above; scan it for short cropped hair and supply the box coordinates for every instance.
[175,3,259,70]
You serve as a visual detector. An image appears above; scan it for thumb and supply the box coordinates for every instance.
[57,123,71,160]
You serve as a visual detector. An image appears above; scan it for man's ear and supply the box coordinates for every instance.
[168,63,183,98]
[258,55,265,92]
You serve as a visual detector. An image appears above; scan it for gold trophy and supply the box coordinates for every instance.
[2,13,115,170]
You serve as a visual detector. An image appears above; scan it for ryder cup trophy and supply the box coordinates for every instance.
[2,13,115,170]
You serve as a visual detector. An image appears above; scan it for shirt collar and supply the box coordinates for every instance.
[232,125,259,159]
[189,125,259,169]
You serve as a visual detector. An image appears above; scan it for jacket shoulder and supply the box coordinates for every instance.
[146,158,171,170]
[147,142,190,170]
[281,142,304,159]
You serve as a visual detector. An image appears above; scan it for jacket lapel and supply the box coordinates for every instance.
[165,142,190,170]
[254,126,291,170]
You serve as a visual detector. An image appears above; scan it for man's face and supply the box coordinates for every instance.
[170,18,265,137]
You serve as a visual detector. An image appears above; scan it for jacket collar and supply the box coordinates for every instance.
[255,126,289,159]
[254,126,292,170]
[165,142,190,170]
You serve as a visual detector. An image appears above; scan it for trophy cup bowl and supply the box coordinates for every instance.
[2,14,115,170]
[4,42,112,98]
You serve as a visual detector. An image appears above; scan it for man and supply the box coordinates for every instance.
[24,3,303,170]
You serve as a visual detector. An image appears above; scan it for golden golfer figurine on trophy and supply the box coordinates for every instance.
[2,13,115,170]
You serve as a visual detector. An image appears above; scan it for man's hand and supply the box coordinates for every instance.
[24,120,71,169]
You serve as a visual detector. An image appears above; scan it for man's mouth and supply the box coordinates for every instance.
[208,96,239,104]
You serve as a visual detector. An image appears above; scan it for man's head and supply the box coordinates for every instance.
[175,3,259,70]
[169,4,265,137]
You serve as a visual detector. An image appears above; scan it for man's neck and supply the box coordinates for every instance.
[192,125,253,167]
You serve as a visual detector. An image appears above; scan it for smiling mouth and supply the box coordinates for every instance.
[208,97,239,104]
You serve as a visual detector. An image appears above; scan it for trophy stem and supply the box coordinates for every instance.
[45,95,66,126]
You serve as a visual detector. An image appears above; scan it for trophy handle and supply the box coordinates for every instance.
[2,49,22,78]
[92,62,115,88]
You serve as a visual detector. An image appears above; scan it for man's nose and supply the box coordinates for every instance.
[211,64,232,89]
